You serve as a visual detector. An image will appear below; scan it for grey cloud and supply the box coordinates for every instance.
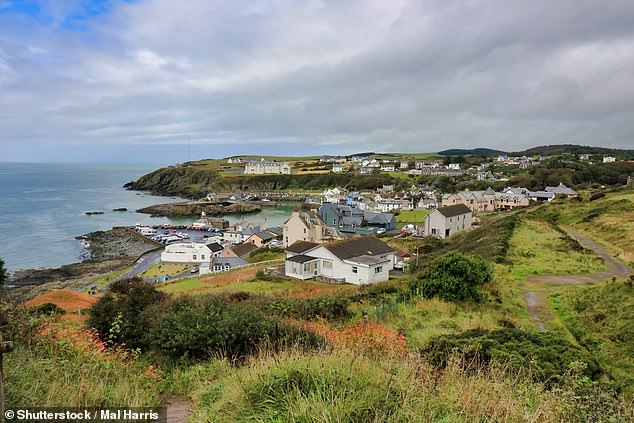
[1,0,634,162]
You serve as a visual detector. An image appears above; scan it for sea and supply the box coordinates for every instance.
[0,163,295,271]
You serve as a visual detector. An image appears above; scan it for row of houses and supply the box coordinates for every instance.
[441,184,577,213]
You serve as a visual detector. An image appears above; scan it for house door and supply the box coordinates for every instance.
[445,228,450,237]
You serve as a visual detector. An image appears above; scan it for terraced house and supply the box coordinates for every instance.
[442,187,529,213]
[244,158,291,174]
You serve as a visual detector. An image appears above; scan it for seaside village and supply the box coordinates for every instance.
[130,154,584,286]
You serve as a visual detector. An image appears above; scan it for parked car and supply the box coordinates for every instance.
[376,228,386,234]
[190,266,199,274]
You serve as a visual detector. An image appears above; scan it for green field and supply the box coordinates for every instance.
[396,209,430,222]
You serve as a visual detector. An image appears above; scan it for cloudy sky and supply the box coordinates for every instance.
[1,0,633,163]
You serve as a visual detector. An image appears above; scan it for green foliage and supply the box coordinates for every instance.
[0,257,6,285]
[246,247,285,263]
[422,329,602,387]
[410,252,492,302]
[553,280,634,397]
[150,295,322,361]
[267,296,351,321]
[31,303,66,316]
[88,277,168,350]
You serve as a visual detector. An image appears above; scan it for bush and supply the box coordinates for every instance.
[409,252,492,302]
[31,303,66,316]
[590,192,606,202]
[421,329,602,387]
[267,296,351,321]
[151,295,322,361]
[88,277,168,350]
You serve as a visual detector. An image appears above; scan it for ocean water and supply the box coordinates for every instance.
[0,163,294,271]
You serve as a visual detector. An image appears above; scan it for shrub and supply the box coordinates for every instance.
[590,192,606,201]
[409,252,492,302]
[267,296,351,321]
[421,329,602,387]
[31,303,66,316]
[88,277,169,350]
[150,295,322,361]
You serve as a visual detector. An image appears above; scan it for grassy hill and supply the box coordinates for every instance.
[6,190,634,421]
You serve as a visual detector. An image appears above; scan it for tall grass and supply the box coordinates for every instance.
[173,349,633,422]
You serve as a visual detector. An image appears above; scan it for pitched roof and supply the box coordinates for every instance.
[212,257,248,267]
[230,242,259,258]
[435,204,472,218]
[484,187,496,195]
[286,240,319,254]
[545,183,577,195]
[206,242,224,253]
[323,236,395,260]
[286,254,318,264]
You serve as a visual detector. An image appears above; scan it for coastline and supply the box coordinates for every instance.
[6,227,161,302]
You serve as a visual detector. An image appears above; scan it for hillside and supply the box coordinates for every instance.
[438,148,506,156]
[125,159,396,198]
[512,144,634,159]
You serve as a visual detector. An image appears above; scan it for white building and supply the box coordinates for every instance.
[161,242,221,264]
[284,237,396,285]
[447,163,460,170]
[603,156,616,163]
[424,204,473,239]
[332,163,345,173]
[244,159,291,174]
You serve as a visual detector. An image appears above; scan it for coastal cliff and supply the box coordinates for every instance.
[124,162,395,198]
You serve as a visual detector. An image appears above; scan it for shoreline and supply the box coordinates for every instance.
[6,227,162,302]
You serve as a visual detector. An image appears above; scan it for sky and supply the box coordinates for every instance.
[0,0,633,164]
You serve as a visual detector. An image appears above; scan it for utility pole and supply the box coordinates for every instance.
[187,136,190,163]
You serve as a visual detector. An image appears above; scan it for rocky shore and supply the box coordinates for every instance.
[7,227,161,302]
[136,202,260,218]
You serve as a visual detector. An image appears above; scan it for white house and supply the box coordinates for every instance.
[447,163,460,170]
[284,237,396,285]
[161,242,219,264]
[424,204,473,239]
[603,156,616,163]
[332,163,345,173]
[244,159,291,174]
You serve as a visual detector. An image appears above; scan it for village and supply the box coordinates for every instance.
[122,151,603,287]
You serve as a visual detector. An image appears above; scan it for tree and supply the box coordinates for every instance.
[0,258,6,286]
[409,252,491,302]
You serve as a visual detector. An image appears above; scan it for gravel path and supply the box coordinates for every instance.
[522,227,632,331]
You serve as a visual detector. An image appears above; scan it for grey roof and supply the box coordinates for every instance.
[206,242,224,253]
[435,204,472,218]
[545,183,577,195]
[364,211,395,225]
[324,236,395,260]
[345,254,390,265]
[212,257,247,268]
[484,187,496,195]
[286,240,319,254]
[254,230,278,241]
[286,254,319,264]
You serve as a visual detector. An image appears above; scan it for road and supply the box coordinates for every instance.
[522,227,632,331]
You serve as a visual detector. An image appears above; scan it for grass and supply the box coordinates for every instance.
[551,279,634,398]
[508,219,606,279]
[246,247,286,263]
[161,348,628,422]
[531,191,634,265]
[140,263,191,279]
[86,266,132,290]
[396,209,430,222]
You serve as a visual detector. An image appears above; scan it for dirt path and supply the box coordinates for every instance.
[522,227,632,331]
[163,395,192,423]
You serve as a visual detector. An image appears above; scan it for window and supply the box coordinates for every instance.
[193,254,197,260]
[431,228,437,235]
[333,218,337,225]
[352,266,358,274]
[375,266,383,274]
[201,255,205,260]
[304,262,310,272]
[323,260,332,269]
[303,228,307,233]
